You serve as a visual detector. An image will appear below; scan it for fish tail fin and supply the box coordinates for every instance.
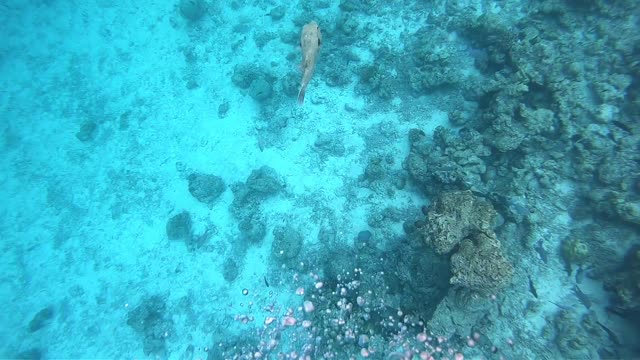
[297,87,306,104]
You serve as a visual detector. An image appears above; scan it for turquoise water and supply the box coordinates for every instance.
[1,0,639,359]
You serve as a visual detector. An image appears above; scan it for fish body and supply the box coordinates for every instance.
[597,321,621,345]
[574,285,592,309]
[575,265,589,284]
[534,239,548,264]
[528,275,538,298]
[298,21,321,104]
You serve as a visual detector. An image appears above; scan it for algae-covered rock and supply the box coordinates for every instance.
[449,231,514,293]
[616,200,640,226]
[179,0,206,21]
[271,225,304,263]
[552,311,602,359]
[166,211,192,241]
[484,114,526,152]
[562,237,590,265]
[418,190,497,254]
[222,258,240,282]
[604,246,640,320]
[188,173,225,206]
[427,288,493,338]
[248,77,273,102]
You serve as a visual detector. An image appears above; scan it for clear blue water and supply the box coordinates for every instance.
[1,0,639,359]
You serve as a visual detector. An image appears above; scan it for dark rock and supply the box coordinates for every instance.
[15,348,43,360]
[218,101,230,118]
[126,295,173,357]
[179,0,206,21]
[357,230,372,242]
[272,225,303,262]
[166,211,192,240]
[249,77,273,102]
[29,306,54,333]
[76,121,97,142]
[238,214,266,244]
[223,258,240,282]
[267,5,286,20]
[188,173,225,206]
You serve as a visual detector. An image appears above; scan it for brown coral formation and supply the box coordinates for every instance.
[450,231,514,292]
[417,190,513,293]
[418,190,497,254]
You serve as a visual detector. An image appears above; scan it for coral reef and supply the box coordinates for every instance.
[427,288,494,339]
[542,310,605,359]
[408,27,471,93]
[450,231,514,293]
[405,189,514,343]
[231,65,276,103]
[604,245,640,322]
[416,190,497,255]
[230,166,285,218]
[561,237,590,266]
[405,127,491,195]
[126,296,174,357]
